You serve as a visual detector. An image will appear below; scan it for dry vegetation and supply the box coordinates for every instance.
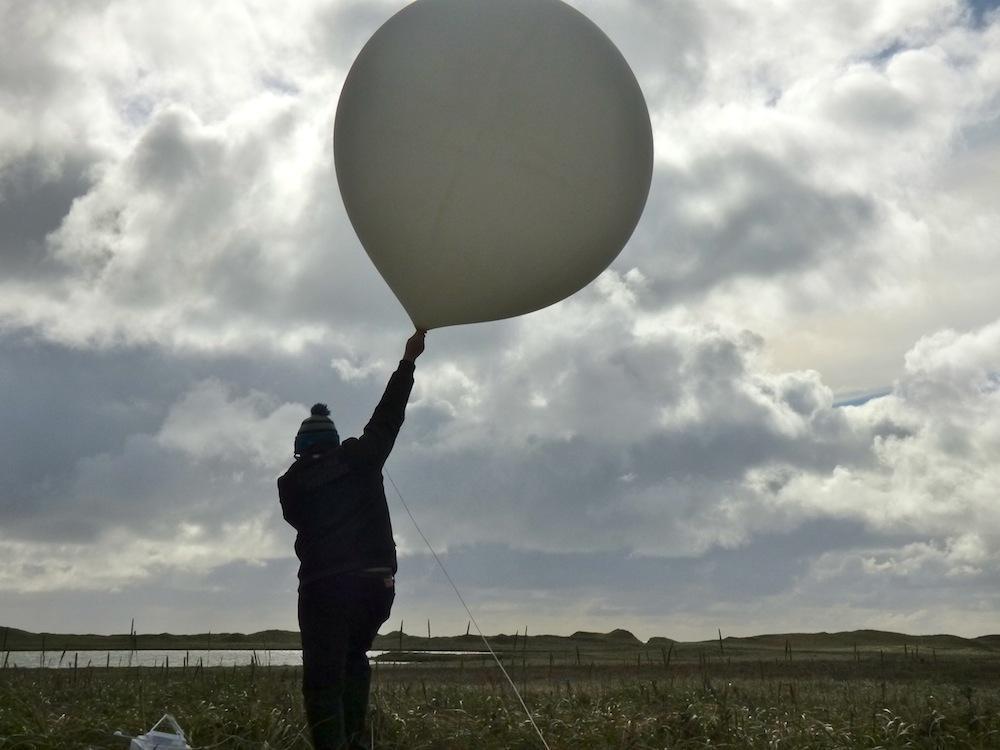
[2,632,999,749]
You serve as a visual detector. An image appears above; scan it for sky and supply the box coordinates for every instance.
[1,0,999,642]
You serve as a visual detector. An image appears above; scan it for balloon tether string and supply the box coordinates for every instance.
[385,470,551,750]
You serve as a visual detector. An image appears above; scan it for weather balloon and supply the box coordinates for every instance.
[334,0,653,329]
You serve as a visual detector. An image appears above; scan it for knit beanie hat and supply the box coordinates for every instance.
[294,403,340,456]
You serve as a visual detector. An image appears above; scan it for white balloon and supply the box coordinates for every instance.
[335,0,653,329]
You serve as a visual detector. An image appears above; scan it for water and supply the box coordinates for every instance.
[2,649,484,669]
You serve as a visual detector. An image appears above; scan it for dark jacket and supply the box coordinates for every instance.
[278,360,415,587]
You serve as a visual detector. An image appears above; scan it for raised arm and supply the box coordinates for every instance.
[355,330,425,467]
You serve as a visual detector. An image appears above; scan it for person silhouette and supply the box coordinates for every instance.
[278,329,426,749]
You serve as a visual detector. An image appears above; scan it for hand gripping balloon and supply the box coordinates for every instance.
[334,0,653,329]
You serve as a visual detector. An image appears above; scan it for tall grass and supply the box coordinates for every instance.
[1,660,998,748]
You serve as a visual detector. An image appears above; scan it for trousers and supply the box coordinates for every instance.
[298,571,395,750]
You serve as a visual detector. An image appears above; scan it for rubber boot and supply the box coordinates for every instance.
[303,687,346,750]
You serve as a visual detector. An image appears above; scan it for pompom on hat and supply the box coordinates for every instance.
[294,403,340,456]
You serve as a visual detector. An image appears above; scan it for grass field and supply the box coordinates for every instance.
[2,632,999,749]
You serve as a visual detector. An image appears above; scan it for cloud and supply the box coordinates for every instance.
[631,150,876,301]
[157,380,301,469]
[0,516,282,594]
[0,346,311,544]
[0,152,94,279]
[575,0,708,107]
[383,280,1000,573]
[966,0,1000,28]
[768,321,1000,539]
[0,0,405,351]
[2,0,997,386]
[0,374,305,592]
[1,0,999,637]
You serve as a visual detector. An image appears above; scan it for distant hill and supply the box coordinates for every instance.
[570,629,642,644]
[2,625,997,654]
[0,626,301,652]
[711,630,997,653]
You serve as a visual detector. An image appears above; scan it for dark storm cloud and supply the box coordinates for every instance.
[0,334,419,543]
[625,149,876,298]
[388,519,1000,637]
[376,311,880,558]
[966,0,1000,28]
[131,110,220,189]
[0,153,93,278]
[413,519,873,599]
[0,342,170,535]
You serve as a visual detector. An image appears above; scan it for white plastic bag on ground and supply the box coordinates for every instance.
[126,714,191,749]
